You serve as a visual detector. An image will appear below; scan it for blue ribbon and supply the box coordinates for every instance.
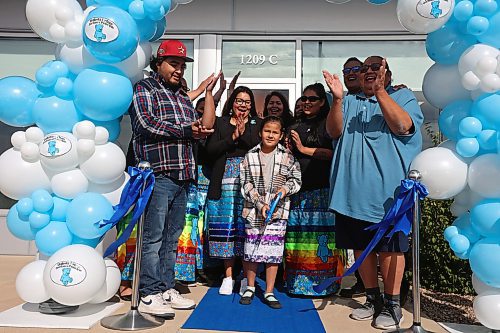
[313,179,428,293]
[100,166,155,258]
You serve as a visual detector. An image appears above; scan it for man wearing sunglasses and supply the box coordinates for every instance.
[342,57,363,96]
[324,56,423,330]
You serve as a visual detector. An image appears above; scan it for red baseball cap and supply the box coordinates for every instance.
[156,40,194,62]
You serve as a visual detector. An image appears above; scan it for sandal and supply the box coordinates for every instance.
[239,288,255,305]
[264,293,282,309]
[119,286,133,301]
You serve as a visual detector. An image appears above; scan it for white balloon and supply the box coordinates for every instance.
[462,71,481,91]
[51,168,89,199]
[73,120,96,140]
[44,244,106,306]
[55,6,75,25]
[94,127,109,145]
[39,132,79,172]
[454,186,485,211]
[479,74,500,93]
[16,260,50,304]
[470,89,484,100]
[48,24,66,43]
[88,172,130,205]
[113,43,152,79]
[396,0,454,34]
[474,56,498,78]
[473,274,500,295]
[77,139,96,161]
[474,292,500,329]
[459,44,500,76]
[80,143,126,184]
[65,21,82,43]
[423,63,470,109]
[55,43,98,75]
[88,259,121,304]
[11,131,27,150]
[468,154,500,198]
[410,147,468,200]
[25,127,45,144]
[26,0,83,43]
[21,142,40,163]
[0,148,51,200]
[450,202,469,217]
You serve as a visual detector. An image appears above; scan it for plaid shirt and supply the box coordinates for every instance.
[240,143,302,228]
[129,72,198,180]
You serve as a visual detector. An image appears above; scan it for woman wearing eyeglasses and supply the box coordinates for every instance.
[285,83,344,296]
[205,86,262,296]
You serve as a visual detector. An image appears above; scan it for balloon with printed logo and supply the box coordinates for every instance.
[66,192,114,239]
[0,148,51,200]
[83,6,139,63]
[422,63,470,109]
[478,11,500,48]
[79,142,126,184]
[469,238,500,289]
[32,96,83,134]
[15,260,50,303]
[43,244,106,305]
[396,0,455,34]
[474,291,500,329]
[73,65,133,121]
[7,204,37,241]
[468,154,500,198]
[39,132,79,172]
[409,146,468,199]
[35,221,73,256]
[88,259,121,303]
[0,76,39,127]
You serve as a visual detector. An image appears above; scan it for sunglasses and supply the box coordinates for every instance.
[342,66,361,75]
[300,95,321,103]
[360,63,382,73]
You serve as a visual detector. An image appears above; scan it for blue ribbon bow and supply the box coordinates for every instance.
[100,166,155,258]
[313,179,428,293]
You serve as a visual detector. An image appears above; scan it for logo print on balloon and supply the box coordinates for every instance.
[40,134,72,158]
[416,0,451,19]
[47,141,59,156]
[50,261,87,287]
[85,17,119,43]
[94,24,107,42]
[60,268,73,286]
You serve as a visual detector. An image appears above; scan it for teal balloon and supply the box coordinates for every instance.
[93,117,122,142]
[454,0,474,21]
[471,93,500,130]
[72,235,102,248]
[35,67,58,88]
[136,18,157,41]
[367,0,391,4]
[459,117,483,137]
[150,17,167,42]
[455,248,471,260]
[16,198,34,217]
[452,213,482,244]
[33,96,82,134]
[66,192,114,239]
[96,0,134,10]
[426,19,477,64]
[478,12,500,48]
[128,0,146,19]
[51,197,70,221]
[438,100,471,140]
[73,66,133,121]
[456,137,480,157]
[32,189,54,213]
[444,225,460,241]
[49,61,70,78]
[35,221,73,256]
[0,76,39,127]
[469,238,500,288]
[6,204,36,241]
[477,130,498,151]
[449,234,471,253]
[29,211,51,230]
[471,199,500,238]
[474,0,498,17]
[466,16,490,35]
[54,77,74,100]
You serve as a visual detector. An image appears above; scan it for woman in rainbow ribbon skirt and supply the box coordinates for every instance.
[285,83,345,296]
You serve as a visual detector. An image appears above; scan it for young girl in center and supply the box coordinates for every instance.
[238,116,302,309]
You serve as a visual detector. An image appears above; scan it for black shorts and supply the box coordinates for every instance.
[334,212,409,253]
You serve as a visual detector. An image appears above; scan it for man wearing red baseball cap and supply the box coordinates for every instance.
[129,40,219,318]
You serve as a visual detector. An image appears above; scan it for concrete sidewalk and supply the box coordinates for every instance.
[0,255,447,333]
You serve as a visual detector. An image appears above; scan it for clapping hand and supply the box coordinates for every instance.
[206,71,222,93]
[373,59,388,94]
[192,119,214,139]
[323,70,343,100]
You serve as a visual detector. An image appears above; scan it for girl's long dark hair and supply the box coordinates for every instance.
[221,86,257,118]
[263,91,294,129]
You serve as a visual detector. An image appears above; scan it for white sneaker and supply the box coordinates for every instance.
[138,293,175,319]
[219,277,235,295]
[163,289,196,310]
[239,278,248,296]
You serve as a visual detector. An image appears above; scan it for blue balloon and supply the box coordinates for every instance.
[93,117,122,141]
[72,235,102,248]
[49,61,69,78]
[136,18,157,41]
[438,100,472,141]
[471,93,500,130]
[467,16,490,35]
[367,0,391,4]
[474,0,498,17]
[51,196,70,221]
[444,225,460,242]
[454,0,474,21]
[83,6,139,63]
[6,204,36,241]
[0,76,39,127]
[54,77,74,100]
[455,248,471,260]
[129,0,146,19]
[29,211,51,230]
[73,65,133,121]
[16,198,34,217]
[477,129,497,151]
[35,221,73,256]
[32,189,54,213]
[478,11,500,48]
[452,213,482,243]
[471,199,500,238]
[449,234,471,253]
[86,0,98,6]
[150,17,167,42]
[66,192,114,239]
[35,66,58,88]
[456,137,480,157]
[469,237,500,288]
[96,0,134,10]
[459,116,483,137]
[32,96,82,134]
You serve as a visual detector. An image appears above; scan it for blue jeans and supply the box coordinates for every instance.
[139,175,188,296]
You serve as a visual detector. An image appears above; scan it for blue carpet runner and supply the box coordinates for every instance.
[182,279,326,333]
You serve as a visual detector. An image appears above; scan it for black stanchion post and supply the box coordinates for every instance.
[389,170,435,333]
[100,161,164,330]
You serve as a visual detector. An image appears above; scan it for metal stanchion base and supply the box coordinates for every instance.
[100,309,164,331]
[386,323,435,333]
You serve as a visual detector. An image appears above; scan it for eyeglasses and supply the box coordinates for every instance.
[360,63,382,73]
[235,98,252,106]
[300,95,321,103]
[342,66,361,75]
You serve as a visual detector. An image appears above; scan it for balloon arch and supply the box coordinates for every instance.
[0,0,499,328]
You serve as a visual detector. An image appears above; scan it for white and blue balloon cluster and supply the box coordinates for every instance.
[403,0,500,329]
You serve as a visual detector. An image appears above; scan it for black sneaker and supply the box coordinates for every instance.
[339,280,365,298]
[350,294,383,321]
[373,300,403,329]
